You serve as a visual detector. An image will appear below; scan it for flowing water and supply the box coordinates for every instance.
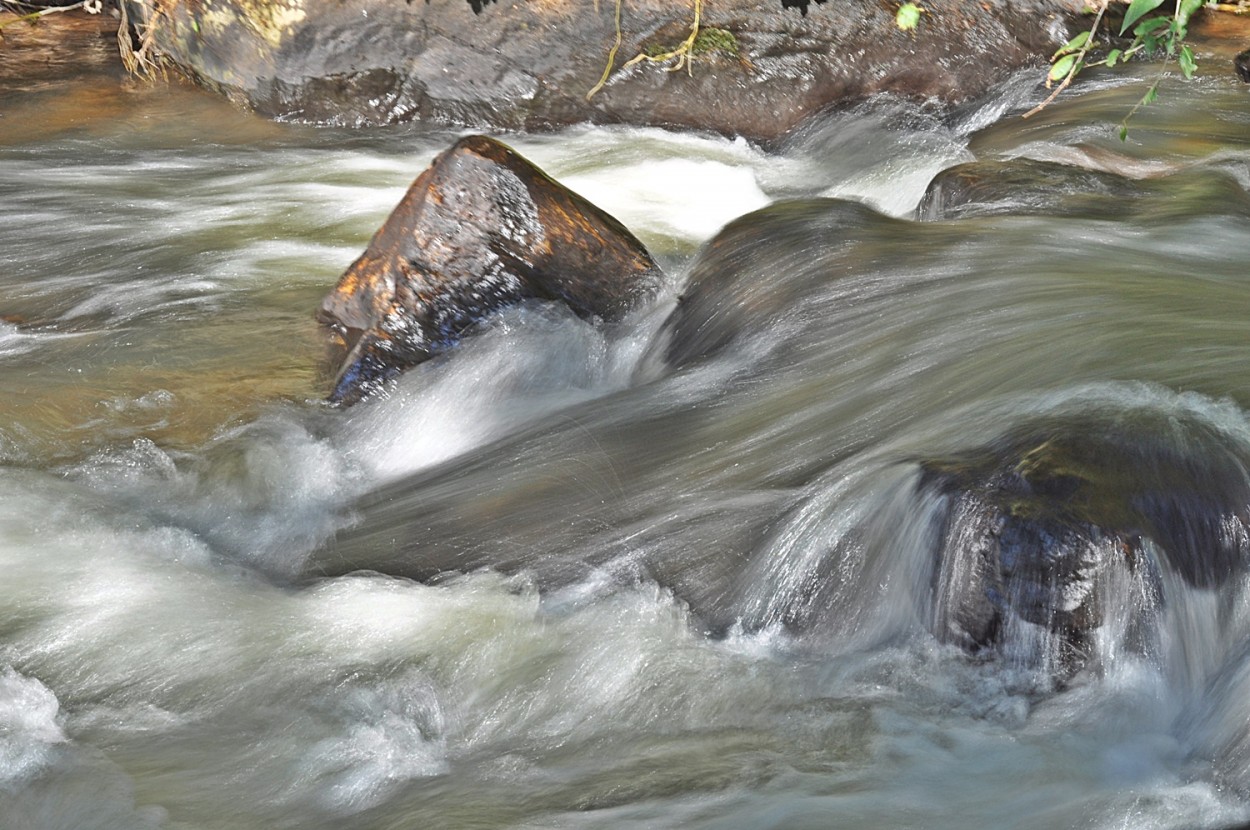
[6,29,1250,828]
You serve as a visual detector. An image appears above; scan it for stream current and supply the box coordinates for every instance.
[5,43,1250,830]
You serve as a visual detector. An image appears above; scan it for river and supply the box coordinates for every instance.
[4,28,1250,829]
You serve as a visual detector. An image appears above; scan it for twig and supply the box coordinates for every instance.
[117,0,168,77]
[0,0,100,32]
[587,0,704,98]
[1022,0,1109,118]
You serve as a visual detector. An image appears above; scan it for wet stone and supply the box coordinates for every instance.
[916,158,1141,221]
[919,409,1250,672]
[656,198,899,368]
[918,157,1250,222]
[121,0,1085,143]
[318,134,663,404]
[1236,48,1250,82]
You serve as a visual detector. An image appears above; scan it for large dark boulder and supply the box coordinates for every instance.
[120,0,1084,142]
[318,134,662,403]
[920,409,1250,672]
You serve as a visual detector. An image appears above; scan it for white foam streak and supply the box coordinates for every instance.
[561,158,770,242]
[338,301,666,483]
[0,668,65,786]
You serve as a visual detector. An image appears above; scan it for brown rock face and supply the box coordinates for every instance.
[318,134,662,403]
[121,0,1085,143]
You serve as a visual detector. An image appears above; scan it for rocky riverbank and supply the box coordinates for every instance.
[116,0,1089,143]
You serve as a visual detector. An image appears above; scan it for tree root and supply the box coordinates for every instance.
[623,0,702,75]
[116,0,169,77]
[586,0,704,99]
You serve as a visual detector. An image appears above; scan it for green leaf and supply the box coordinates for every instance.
[1141,85,1159,105]
[1054,30,1090,58]
[1121,0,1167,34]
[896,2,923,32]
[1134,17,1170,37]
[1179,44,1197,79]
[1106,48,1122,67]
[1049,53,1078,83]
[1177,0,1204,26]
[1119,124,1129,141]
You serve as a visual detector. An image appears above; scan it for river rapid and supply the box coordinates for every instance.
[5,38,1250,830]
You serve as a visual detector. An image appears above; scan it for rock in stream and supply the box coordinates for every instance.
[920,409,1250,674]
[318,134,662,404]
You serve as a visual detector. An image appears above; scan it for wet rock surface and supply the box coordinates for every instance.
[917,158,1142,220]
[318,134,662,403]
[120,0,1084,142]
[918,157,1250,221]
[653,197,913,368]
[920,410,1250,668]
[1236,48,1250,82]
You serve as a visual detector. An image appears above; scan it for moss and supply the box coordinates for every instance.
[692,26,739,56]
[642,26,739,60]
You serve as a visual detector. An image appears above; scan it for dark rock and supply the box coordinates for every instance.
[1236,48,1250,82]
[918,157,1250,222]
[925,467,1140,668]
[920,410,1250,668]
[119,0,1085,143]
[318,134,662,404]
[653,197,907,368]
[917,158,1141,220]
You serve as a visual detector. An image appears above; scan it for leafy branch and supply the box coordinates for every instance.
[1027,0,1206,137]
[1022,0,1110,118]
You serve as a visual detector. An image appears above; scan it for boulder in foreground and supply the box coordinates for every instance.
[319,134,663,403]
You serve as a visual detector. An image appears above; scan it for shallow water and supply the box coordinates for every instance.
[5,33,1250,829]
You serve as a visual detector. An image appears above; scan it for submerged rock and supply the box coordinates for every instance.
[656,198,903,368]
[118,0,1084,142]
[920,410,1250,670]
[916,158,1140,221]
[918,157,1250,222]
[1236,48,1250,82]
[318,134,662,404]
